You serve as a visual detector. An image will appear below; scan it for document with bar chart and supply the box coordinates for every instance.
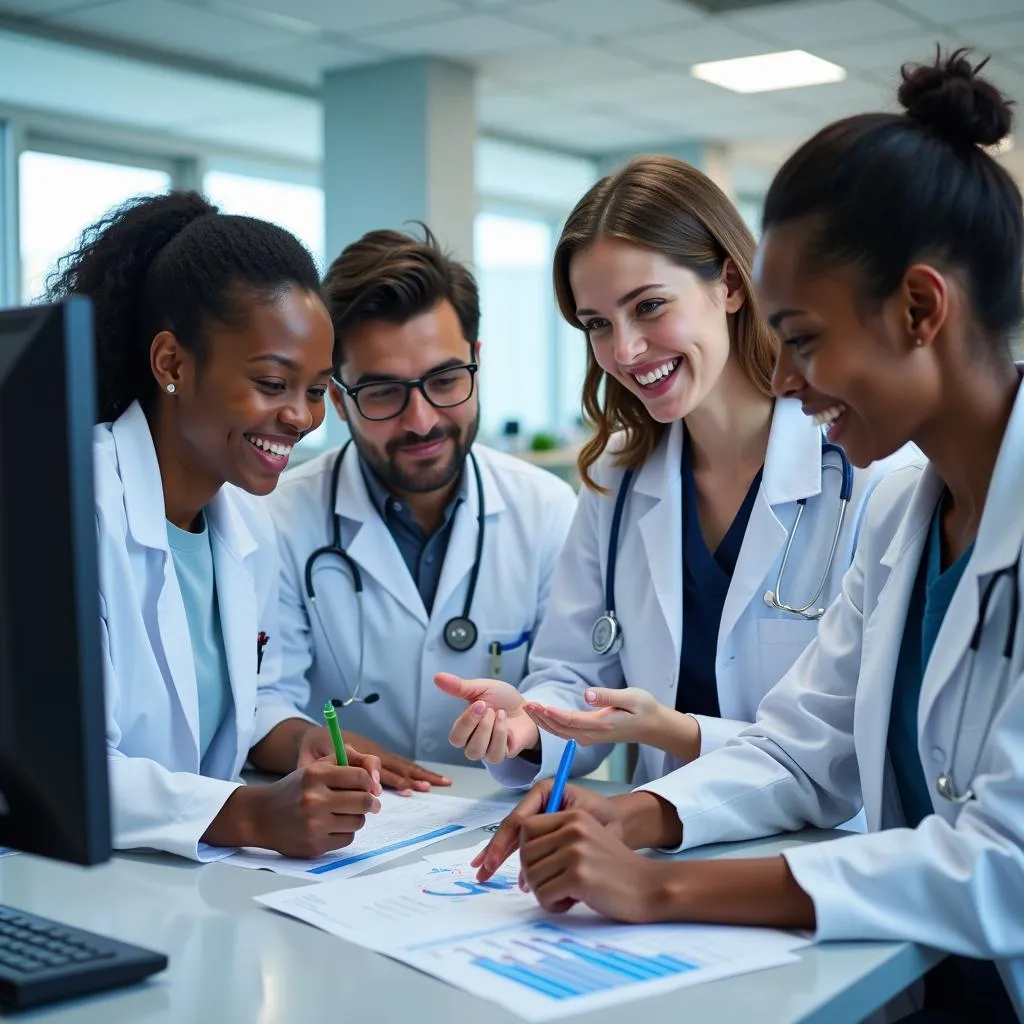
[256,855,807,1020]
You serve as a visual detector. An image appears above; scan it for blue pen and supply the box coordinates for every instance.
[545,739,578,812]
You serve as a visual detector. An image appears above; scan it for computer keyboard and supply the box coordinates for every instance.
[0,903,167,1011]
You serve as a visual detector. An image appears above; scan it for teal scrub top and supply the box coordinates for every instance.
[167,514,233,766]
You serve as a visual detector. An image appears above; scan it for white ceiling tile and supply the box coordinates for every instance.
[779,76,897,116]
[359,12,558,56]
[480,45,649,84]
[511,110,683,154]
[232,0,464,35]
[887,0,1024,27]
[219,39,378,87]
[508,0,706,42]
[815,31,970,76]
[613,21,780,68]
[555,71,699,108]
[56,0,293,56]
[477,88,562,125]
[959,15,1024,53]
[726,0,924,48]
[0,0,105,14]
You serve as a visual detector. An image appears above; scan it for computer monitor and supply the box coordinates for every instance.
[0,298,111,866]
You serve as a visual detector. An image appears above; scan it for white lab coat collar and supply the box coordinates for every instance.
[110,401,258,562]
[880,377,1024,575]
[332,441,507,625]
[761,397,824,506]
[630,397,821,504]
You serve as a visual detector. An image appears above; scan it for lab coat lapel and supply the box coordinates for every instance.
[918,380,1024,736]
[112,402,201,761]
[335,444,429,627]
[634,423,684,657]
[856,468,943,828]
[719,399,818,644]
[207,489,258,774]
[432,450,506,619]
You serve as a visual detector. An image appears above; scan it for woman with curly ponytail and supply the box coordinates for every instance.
[56,191,382,861]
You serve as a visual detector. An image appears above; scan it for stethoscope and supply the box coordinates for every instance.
[303,441,486,705]
[591,439,854,655]
[935,556,1020,804]
[763,441,854,619]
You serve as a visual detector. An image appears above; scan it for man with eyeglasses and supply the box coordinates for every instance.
[266,226,577,792]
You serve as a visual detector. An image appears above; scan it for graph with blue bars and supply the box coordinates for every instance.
[448,922,696,1001]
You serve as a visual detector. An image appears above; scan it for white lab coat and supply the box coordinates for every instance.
[640,383,1024,1016]
[267,443,577,763]
[491,397,922,788]
[95,402,307,861]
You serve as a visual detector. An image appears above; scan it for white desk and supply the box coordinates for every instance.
[0,765,940,1023]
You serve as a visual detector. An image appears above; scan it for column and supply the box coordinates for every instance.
[323,57,476,265]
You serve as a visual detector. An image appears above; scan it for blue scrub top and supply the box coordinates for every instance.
[889,500,1016,1021]
[677,431,763,717]
[888,497,974,827]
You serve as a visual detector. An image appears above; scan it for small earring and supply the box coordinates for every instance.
[166,383,176,393]
[914,338,923,347]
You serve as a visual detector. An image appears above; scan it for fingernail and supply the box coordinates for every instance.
[372,799,382,813]
[441,777,452,785]
[497,709,506,723]
[472,701,486,716]
[585,690,596,703]
[415,781,430,791]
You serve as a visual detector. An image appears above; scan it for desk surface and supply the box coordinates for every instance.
[0,765,939,1024]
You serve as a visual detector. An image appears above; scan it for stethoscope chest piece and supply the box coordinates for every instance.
[444,616,478,652]
[935,772,972,804]
[591,613,623,656]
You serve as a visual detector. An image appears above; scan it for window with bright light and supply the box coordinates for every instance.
[203,170,324,270]
[474,213,555,443]
[19,151,172,303]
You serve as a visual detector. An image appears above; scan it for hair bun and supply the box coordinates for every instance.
[898,47,1014,148]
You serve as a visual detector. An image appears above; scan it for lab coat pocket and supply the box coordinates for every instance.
[756,618,820,692]
[477,628,532,685]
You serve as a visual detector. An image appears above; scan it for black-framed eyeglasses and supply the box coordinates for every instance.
[334,363,479,422]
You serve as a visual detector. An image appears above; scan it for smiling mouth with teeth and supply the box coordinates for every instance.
[812,404,847,427]
[632,357,681,388]
[244,434,295,460]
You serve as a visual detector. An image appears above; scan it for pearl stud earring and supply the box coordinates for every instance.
[166,383,176,393]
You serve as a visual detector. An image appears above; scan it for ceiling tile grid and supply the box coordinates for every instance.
[501,0,709,43]
[1,0,1023,160]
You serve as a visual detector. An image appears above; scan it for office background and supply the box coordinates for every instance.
[0,0,1022,462]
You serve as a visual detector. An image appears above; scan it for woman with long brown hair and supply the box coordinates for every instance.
[438,155,917,787]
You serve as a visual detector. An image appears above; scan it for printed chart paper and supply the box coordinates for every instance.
[224,791,511,880]
[256,854,807,1020]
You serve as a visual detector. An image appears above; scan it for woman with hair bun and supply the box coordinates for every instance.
[52,192,382,862]
[476,50,1024,1020]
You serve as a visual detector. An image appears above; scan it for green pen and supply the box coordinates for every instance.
[323,700,348,767]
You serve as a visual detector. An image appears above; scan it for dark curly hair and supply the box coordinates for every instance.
[47,190,323,422]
